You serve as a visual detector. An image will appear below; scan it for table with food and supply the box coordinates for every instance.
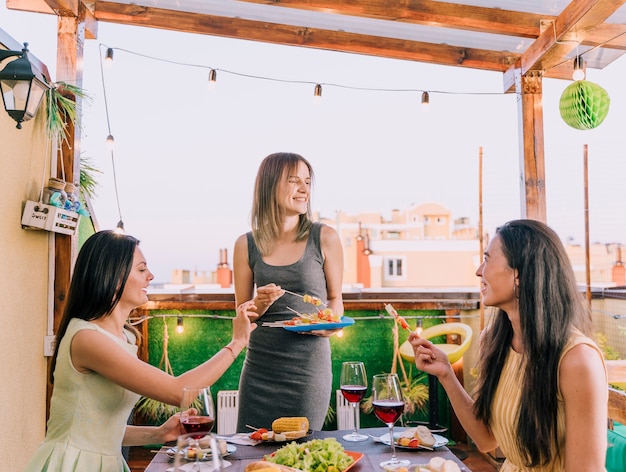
[143,422,471,472]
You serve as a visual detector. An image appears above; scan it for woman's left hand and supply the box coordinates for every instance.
[157,411,187,443]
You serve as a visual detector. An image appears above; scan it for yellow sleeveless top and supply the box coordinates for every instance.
[490,328,605,472]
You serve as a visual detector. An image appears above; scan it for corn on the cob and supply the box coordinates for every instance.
[271,417,309,433]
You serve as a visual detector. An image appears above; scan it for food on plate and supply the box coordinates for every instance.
[382,457,461,472]
[429,457,461,472]
[272,417,309,433]
[265,438,354,472]
[249,417,309,442]
[396,426,436,448]
[245,461,298,472]
[283,309,341,326]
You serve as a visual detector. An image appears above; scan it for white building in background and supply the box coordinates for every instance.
[167,202,624,291]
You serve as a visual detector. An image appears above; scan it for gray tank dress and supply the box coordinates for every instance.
[236,222,332,432]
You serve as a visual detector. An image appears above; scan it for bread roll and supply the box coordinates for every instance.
[244,462,281,472]
[428,456,446,471]
[441,460,461,472]
[415,425,436,447]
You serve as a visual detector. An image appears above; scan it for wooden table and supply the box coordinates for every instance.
[144,427,471,471]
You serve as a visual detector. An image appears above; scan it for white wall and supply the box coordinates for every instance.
[0,41,52,470]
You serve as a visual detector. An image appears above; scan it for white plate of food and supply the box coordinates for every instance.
[380,430,448,450]
[166,443,236,460]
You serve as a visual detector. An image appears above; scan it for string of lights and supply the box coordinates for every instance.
[100,43,508,100]
[98,44,124,233]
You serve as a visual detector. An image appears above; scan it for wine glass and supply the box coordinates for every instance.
[340,361,368,441]
[372,373,410,468]
[180,387,215,439]
[173,432,222,471]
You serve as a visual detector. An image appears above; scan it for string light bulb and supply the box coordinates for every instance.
[416,318,423,335]
[105,48,114,67]
[105,134,115,151]
[115,220,125,234]
[572,55,585,81]
[176,315,184,334]
[421,91,430,106]
[208,68,217,90]
[313,83,322,104]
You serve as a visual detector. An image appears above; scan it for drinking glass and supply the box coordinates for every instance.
[173,432,222,471]
[372,373,410,467]
[180,387,215,439]
[340,361,368,441]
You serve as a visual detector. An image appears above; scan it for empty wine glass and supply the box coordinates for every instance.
[180,387,215,439]
[372,373,410,468]
[340,361,368,441]
[173,432,222,471]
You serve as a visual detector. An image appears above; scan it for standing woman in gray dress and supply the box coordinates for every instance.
[234,152,344,432]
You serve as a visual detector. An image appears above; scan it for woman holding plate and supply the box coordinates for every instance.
[233,152,344,432]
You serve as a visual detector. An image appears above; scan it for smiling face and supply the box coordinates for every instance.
[119,247,154,309]
[277,160,311,216]
[476,234,517,311]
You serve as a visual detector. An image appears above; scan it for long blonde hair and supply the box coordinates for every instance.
[251,152,314,256]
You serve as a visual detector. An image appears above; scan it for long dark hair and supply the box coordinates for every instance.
[473,219,590,467]
[251,152,314,256]
[49,230,140,383]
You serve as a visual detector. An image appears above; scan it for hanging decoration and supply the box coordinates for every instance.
[559,80,610,130]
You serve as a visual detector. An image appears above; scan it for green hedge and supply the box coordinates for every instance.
[144,310,449,431]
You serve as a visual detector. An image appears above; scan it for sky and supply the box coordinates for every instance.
[3,6,626,283]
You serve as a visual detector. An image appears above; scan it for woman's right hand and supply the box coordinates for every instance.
[254,283,284,311]
[408,332,452,378]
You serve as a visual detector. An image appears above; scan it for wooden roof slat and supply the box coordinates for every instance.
[92,1,520,73]
[240,0,544,38]
[521,0,626,74]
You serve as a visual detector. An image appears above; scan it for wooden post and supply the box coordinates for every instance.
[48,7,86,418]
[515,70,547,222]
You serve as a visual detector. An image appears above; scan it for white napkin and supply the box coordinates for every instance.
[217,433,260,446]
[166,459,232,471]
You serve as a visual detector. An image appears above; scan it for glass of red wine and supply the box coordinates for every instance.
[372,373,410,467]
[180,386,215,439]
[340,361,368,442]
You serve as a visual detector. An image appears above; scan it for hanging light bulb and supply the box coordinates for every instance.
[313,84,322,104]
[105,48,114,68]
[105,134,115,151]
[572,55,585,81]
[115,219,125,234]
[208,69,217,90]
[176,315,184,334]
[421,91,430,106]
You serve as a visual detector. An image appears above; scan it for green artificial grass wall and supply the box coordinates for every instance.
[144,309,450,431]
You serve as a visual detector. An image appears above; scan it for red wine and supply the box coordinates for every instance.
[181,416,215,438]
[372,400,404,424]
[341,385,367,403]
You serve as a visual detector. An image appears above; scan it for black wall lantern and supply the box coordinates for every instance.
[0,42,49,129]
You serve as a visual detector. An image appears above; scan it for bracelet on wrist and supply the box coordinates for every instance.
[223,345,237,359]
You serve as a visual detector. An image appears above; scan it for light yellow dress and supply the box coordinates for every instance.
[24,318,140,471]
[490,328,606,471]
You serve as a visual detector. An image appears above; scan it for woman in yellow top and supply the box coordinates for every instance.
[409,219,608,471]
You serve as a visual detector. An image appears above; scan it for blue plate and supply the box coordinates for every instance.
[283,316,355,332]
